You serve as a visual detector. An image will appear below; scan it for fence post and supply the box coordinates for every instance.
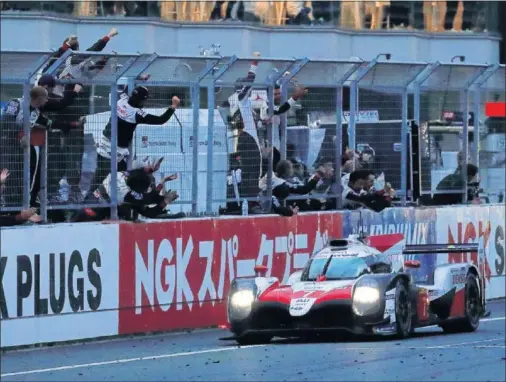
[109,84,118,220]
[191,84,200,216]
[265,84,275,213]
[22,83,31,209]
[348,80,358,158]
[40,130,48,222]
[206,84,215,215]
[401,90,409,205]
[461,87,470,204]
[127,77,135,170]
[335,85,343,209]
[472,88,481,166]
[279,82,288,161]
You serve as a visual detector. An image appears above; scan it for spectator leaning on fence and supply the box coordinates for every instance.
[226,52,264,214]
[260,159,331,217]
[73,159,179,222]
[431,163,480,206]
[2,86,84,207]
[258,82,308,176]
[88,78,180,201]
[36,74,85,203]
[45,29,120,203]
[342,169,391,212]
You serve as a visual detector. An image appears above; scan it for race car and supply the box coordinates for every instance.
[223,233,487,345]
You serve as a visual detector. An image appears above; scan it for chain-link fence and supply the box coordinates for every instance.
[413,61,504,206]
[1,50,504,222]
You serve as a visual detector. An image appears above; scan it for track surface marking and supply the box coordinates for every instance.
[2,301,505,381]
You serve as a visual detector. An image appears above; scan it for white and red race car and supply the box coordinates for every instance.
[223,234,487,345]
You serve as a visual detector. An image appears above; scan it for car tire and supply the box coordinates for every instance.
[394,279,412,339]
[441,273,481,334]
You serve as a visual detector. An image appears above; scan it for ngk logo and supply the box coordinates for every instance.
[135,238,194,314]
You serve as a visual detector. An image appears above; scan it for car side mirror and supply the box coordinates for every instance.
[254,264,268,277]
[404,260,421,269]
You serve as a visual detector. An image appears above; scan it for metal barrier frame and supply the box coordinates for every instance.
[0,51,503,220]
[42,51,142,220]
[414,62,492,202]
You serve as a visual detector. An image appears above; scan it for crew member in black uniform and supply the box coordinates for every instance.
[74,165,179,222]
[89,84,180,197]
[36,74,85,203]
[44,29,120,202]
[2,86,84,207]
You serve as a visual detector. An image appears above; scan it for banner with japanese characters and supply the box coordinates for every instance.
[117,212,343,335]
[436,204,506,300]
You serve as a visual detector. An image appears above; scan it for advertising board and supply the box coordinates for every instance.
[0,223,119,347]
[117,213,342,335]
[342,208,437,283]
[436,205,506,299]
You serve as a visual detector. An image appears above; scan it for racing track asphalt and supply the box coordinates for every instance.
[2,300,505,382]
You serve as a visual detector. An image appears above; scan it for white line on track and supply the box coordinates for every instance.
[422,337,504,349]
[418,316,506,330]
[0,346,264,377]
[1,316,504,378]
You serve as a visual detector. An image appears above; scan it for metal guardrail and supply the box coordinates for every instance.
[0,49,504,221]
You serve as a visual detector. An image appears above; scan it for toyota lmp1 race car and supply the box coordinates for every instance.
[223,234,487,345]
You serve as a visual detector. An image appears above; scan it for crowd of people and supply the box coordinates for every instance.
[0,28,186,225]
[0,1,494,32]
[0,27,483,227]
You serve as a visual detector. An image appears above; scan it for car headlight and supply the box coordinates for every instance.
[231,290,255,308]
[229,289,255,320]
[353,279,380,316]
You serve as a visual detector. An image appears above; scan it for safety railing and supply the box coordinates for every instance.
[0,50,504,222]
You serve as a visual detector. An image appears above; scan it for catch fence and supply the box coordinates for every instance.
[0,50,503,221]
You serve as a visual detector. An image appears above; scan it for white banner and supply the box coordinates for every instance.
[436,204,506,300]
[0,223,120,347]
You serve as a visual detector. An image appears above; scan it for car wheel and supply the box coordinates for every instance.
[441,273,481,334]
[394,279,412,339]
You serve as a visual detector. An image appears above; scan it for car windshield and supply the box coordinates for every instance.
[304,256,371,281]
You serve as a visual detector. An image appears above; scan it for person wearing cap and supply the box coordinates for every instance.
[88,79,180,200]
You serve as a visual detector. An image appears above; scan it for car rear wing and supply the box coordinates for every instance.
[402,243,479,254]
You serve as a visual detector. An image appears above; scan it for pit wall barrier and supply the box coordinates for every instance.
[1,204,504,348]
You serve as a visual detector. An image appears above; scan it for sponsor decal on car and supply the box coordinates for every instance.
[373,323,397,335]
[289,298,317,317]
[384,288,396,322]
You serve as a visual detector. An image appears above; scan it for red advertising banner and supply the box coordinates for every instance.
[118,212,342,335]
